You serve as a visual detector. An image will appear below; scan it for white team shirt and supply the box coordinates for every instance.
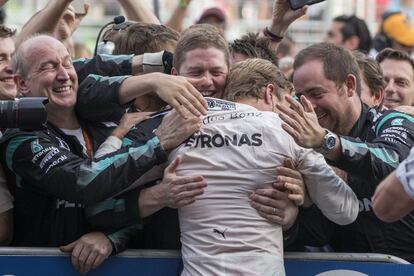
[170,98,359,276]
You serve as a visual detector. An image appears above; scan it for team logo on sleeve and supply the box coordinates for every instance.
[391,118,404,126]
[31,139,43,154]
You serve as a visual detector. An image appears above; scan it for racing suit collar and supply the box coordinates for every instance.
[347,102,380,139]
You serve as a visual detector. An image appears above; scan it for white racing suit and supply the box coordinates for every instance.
[170,98,358,276]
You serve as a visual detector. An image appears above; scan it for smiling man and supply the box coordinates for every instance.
[277,42,414,261]
[0,34,201,265]
[171,24,229,99]
[376,48,414,109]
[0,25,16,100]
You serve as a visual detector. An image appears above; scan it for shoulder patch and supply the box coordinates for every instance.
[30,139,43,154]
[391,118,404,126]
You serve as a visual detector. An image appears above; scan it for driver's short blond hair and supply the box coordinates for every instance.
[224,58,294,102]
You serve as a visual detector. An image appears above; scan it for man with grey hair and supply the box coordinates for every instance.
[1,34,204,274]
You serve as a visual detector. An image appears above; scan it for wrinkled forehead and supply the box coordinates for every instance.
[24,38,69,65]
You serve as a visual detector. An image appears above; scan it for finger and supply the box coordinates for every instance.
[284,182,304,195]
[176,198,196,206]
[278,112,303,133]
[185,77,209,110]
[283,158,295,168]
[175,188,205,202]
[83,250,98,274]
[249,199,284,217]
[177,94,202,117]
[71,243,84,272]
[93,254,108,270]
[285,95,305,115]
[257,211,284,225]
[60,241,77,253]
[178,90,207,116]
[165,156,182,175]
[249,192,285,209]
[77,245,91,274]
[276,167,301,179]
[272,181,287,191]
[288,194,304,206]
[173,176,206,188]
[281,122,300,141]
[277,176,302,186]
[175,103,190,119]
[300,95,314,113]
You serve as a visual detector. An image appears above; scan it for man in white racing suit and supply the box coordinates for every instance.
[170,59,359,276]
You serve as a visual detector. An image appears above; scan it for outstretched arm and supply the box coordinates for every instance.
[117,0,160,24]
[373,171,414,222]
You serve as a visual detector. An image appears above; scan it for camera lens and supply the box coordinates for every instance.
[0,97,48,130]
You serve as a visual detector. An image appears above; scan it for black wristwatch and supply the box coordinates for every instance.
[316,129,337,155]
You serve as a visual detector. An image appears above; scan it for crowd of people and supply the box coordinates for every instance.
[1,0,414,275]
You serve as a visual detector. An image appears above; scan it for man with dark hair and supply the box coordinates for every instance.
[376,48,414,109]
[279,42,414,261]
[229,32,279,66]
[326,15,372,53]
[0,25,16,100]
[353,51,385,109]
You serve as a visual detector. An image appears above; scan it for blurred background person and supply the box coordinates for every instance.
[372,11,414,56]
[325,15,372,54]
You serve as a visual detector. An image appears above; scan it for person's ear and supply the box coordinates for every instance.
[345,74,357,97]
[171,67,178,76]
[14,75,30,96]
[373,87,385,106]
[264,84,275,105]
[344,35,360,51]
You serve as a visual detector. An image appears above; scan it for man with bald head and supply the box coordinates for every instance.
[0,35,203,273]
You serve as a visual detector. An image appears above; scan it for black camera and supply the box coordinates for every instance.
[0,97,48,130]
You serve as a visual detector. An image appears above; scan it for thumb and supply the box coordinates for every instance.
[283,158,295,169]
[165,156,182,175]
[295,5,308,18]
[60,241,77,253]
[185,76,208,87]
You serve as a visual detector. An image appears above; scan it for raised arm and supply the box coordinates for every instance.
[117,0,160,24]
[15,0,72,47]
[265,0,307,52]
[165,0,191,33]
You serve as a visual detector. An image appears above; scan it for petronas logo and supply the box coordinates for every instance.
[31,139,43,153]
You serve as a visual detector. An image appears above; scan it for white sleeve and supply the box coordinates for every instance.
[94,136,123,159]
[0,166,13,213]
[396,147,414,200]
[297,148,359,225]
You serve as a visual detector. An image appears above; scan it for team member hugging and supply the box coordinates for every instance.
[169,58,359,276]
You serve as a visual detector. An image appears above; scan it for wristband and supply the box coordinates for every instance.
[179,0,187,8]
[264,27,284,42]
[143,51,174,75]
[143,51,166,74]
